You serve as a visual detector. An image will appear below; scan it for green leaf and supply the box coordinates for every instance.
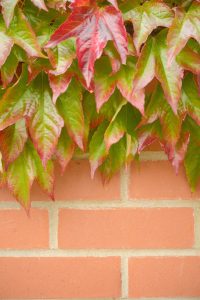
[7,143,35,209]
[94,57,116,111]
[167,2,200,65]
[89,121,108,178]
[0,66,30,130]
[104,103,141,151]
[0,119,27,167]
[132,37,155,91]
[1,47,18,87]
[185,137,200,192]
[28,74,64,165]
[116,57,145,114]
[182,73,200,125]
[56,128,75,173]
[100,137,126,182]
[124,0,173,54]
[8,8,44,57]
[177,46,200,75]
[27,141,55,199]
[1,0,19,27]
[49,38,76,76]
[155,31,183,114]
[57,78,84,150]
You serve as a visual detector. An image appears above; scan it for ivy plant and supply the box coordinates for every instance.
[0,0,200,208]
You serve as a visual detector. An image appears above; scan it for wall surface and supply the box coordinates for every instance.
[0,150,200,299]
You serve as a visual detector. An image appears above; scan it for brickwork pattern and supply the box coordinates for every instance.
[0,151,200,299]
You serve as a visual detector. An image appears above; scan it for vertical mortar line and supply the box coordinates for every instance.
[194,207,200,249]
[48,203,59,249]
[121,256,129,299]
[120,164,130,202]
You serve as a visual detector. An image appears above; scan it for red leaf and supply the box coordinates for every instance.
[46,5,127,87]
[48,72,72,103]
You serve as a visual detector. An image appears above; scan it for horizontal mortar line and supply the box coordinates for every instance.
[0,200,200,209]
[128,298,200,300]
[73,151,168,161]
[25,199,200,208]
[14,298,200,300]
[0,249,200,257]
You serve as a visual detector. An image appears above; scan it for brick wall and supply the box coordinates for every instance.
[0,151,200,299]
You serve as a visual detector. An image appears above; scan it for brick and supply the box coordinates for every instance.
[129,257,200,297]
[54,160,120,200]
[130,161,200,199]
[0,209,49,249]
[0,257,120,299]
[59,208,194,249]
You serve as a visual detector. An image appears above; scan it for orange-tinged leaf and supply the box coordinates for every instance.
[167,2,200,65]
[0,31,13,68]
[8,8,44,58]
[124,0,173,54]
[7,143,36,209]
[155,31,184,114]
[1,0,19,27]
[27,74,64,165]
[0,119,28,167]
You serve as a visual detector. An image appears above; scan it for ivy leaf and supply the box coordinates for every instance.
[182,73,200,125]
[132,37,155,91]
[7,144,35,209]
[185,137,200,192]
[46,4,127,87]
[165,129,190,174]
[177,46,200,75]
[95,56,145,113]
[0,119,28,167]
[28,141,55,200]
[155,31,183,114]
[0,67,31,130]
[49,38,76,76]
[30,0,48,11]
[124,0,173,54]
[104,103,141,151]
[0,29,14,68]
[1,47,18,87]
[48,72,72,103]
[56,78,84,150]
[100,137,126,182]
[1,0,19,27]
[146,84,181,146]
[89,121,108,177]
[94,57,116,111]
[167,2,200,65]
[8,8,44,58]
[56,128,75,173]
[116,57,145,114]
[137,120,162,153]
[27,74,64,165]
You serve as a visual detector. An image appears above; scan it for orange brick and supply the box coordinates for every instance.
[130,161,200,199]
[129,257,200,297]
[0,209,49,249]
[0,257,120,299]
[54,160,120,200]
[59,208,194,249]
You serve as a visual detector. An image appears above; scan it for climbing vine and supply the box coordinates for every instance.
[0,0,200,208]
